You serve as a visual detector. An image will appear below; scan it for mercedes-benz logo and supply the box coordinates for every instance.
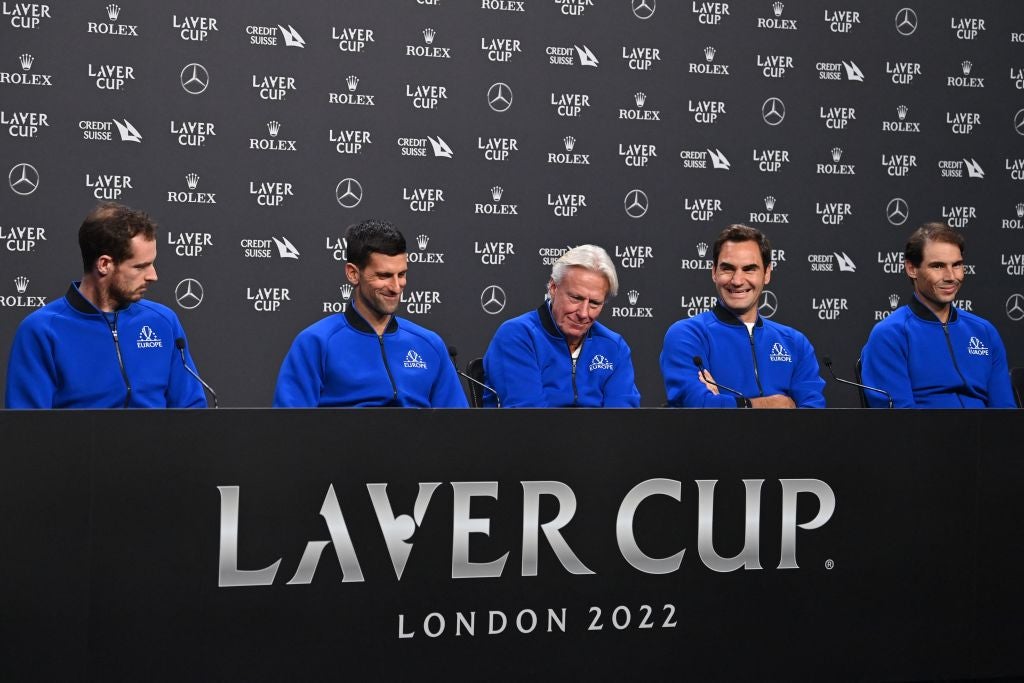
[759,290,778,319]
[761,97,786,126]
[175,278,204,310]
[624,189,649,219]
[487,82,513,113]
[8,162,39,196]
[886,197,909,226]
[1014,109,1024,136]
[895,8,918,36]
[481,285,506,315]
[1007,293,1024,322]
[336,178,363,208]
[632,0,656,20]
[180,63,209,95]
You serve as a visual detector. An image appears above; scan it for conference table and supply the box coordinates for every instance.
[2,408,1021,681]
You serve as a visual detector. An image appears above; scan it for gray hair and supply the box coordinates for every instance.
[550,244,619,297]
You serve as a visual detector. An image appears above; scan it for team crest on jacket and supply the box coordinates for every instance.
[967,336,990,356]
[136,325,163,349]
[769,342,792,362]
[588,354,614,371]
[403,349,428,369]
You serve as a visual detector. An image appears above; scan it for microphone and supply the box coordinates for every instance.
[693,356,752,408]
[821,355,893,409]
[448,346,501,407]
[175,337,218,408]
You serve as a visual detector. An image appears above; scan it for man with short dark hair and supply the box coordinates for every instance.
[273,219,467,407]
[483,244,640,407]
[5,202,207,408]
[660,224,825,408]
[860,222,1016,408]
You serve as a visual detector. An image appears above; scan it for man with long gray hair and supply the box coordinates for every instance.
[482,244,640,407]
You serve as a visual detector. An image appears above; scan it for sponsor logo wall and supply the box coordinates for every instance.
[2,1,1022,407]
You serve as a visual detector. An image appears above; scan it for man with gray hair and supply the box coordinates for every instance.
[482,244,640,407]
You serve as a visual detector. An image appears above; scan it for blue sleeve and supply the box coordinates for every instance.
[484,320,551,408]
[789,332,827,408]
[273,331,324,407]
[602,336,641,407]
[659,320,739,408]
[982,322,1017,408]
[166,319,207,408]
[860,320,915,408]
[5,316,57,409]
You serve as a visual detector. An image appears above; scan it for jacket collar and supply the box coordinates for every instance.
[537,301,594,342]
[712,302,763,328]
[65,281,132,316]
[345,297,399,334]
[908,293,959,323]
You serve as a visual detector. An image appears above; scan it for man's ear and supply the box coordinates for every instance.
[345,262,360,285]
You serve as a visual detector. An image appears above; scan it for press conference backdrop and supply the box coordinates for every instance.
[2,1,1023,407]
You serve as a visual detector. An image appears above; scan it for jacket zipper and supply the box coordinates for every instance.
[747,327,764,397]
[378,334,399,404]
[107,311,132,408]
[941,321,967,407]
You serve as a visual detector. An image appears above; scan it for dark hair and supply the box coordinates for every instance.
[345,219,406,268]
[904,221,965,267]
[78,202,158,271]
[712,224,772,269]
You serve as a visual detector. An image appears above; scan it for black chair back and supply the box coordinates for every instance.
[465,358,487,408]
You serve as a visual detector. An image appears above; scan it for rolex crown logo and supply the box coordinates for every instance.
[185,173,199,190]
[764,195,776,211]
[563,135,576,152]
[627,289,639,305]
[491,185,503,202]
[704,46,716,62]
[19,53,33,71]
[416,234,429,250]
[961,60,973,75]
[340,283,353,301]
[267,120,280,137]
[634,91,646,107]
[897,105,908,121]
[831,147,843,162]
[772,1,784,17]
[106,3,121,21]
[696,242,709,258]
[888,293,900,309]
[1017,202,1024,218]
[422,28,436,45]
[14,276,29,294]
[346,75,359,92]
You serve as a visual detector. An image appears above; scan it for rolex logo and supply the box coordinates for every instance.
[962,60,973,76]
[563,135,576,152]
[19,53,33,71]
[627,289,640,305]
[897,104,908,121]
[340,283,353,301]
[764,195,776,211]
[696,242,709,258]
[346,75,359,92]
[422,28,436,45]
[1017,202,1024,218]
[888,293,900,309]
[416,234,430,250]
[831,147,843,162]
[14,276,29,294]
[772,1,784,17]
[185,173,199,190]
[106,3,121,21]
[491,185,504,202]
[634,91,646,107]
[704,46,716,62]
[267,120,280,137]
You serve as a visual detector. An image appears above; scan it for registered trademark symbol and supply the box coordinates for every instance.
[825,559,835,570]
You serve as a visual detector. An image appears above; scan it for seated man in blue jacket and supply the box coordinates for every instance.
[483,244,640,407]
[860,222,1016,408]
[5,202,207,409]
[660,224,825,408]
[273,219,467,408]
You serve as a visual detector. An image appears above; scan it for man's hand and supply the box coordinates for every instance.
[698,369,719,395]
[749,394,796,409]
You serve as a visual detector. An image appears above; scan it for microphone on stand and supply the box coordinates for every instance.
[175,337,218,408]
[821,355,893,409]
[448,346,501,407]
[693,355,752,408]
